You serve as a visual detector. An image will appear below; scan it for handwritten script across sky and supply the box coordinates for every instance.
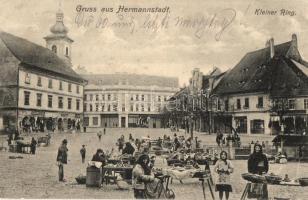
[74,6,237,41]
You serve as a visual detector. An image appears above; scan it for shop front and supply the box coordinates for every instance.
[270,110,308,135]
[18,110,82,133]
[0,110,17,134]
[234,116,248,134]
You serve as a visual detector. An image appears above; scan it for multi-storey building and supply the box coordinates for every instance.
[167,67,227,133]
[212,34,308,135]
[82,74,179,128]
[0,10,86,133]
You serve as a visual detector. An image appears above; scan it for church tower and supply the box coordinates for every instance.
[44,9,73,63]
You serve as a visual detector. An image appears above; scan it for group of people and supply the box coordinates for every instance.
[6,127,46,155]
[55,130,271,200]
[164,133,201,152]
[212,143,269,200]
[216,132,241,148]
[130,142,269,200]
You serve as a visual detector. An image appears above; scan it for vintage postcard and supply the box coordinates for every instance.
[0,0,308,199]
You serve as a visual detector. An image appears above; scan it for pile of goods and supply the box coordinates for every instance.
[75,174,86,184]
[241,173,266,183]
[265,173,283,184]
[242,173,284,185]
[298,178,308,186]
[8,155,23,159]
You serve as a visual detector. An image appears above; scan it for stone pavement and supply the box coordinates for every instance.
[0,128,306,199]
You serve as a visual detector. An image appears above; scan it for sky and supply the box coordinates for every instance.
[1,0,308,87]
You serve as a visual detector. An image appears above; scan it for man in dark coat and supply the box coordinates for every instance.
[122,142,135,155]
[57,139,68,182]
[30,137,37,154]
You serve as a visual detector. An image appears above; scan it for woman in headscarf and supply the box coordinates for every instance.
[247,144,269,200]
[214,151,234,200]
[248,144,269,175]
[91,149,106,166]
[132,154,155,199]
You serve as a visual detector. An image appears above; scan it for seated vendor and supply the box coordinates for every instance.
[122,142,135,155]
[132,154,155,199]
[92,149,106,166]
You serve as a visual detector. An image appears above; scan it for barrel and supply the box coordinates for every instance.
[86,166,102,187]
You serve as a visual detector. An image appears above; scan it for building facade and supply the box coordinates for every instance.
[167,34,308,136]
[83,74,179,128]
[212,34,308,135]
[167,67,228,134]
[0,10,86,133]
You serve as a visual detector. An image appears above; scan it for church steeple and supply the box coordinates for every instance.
[50,9,68,35]
[44,6,73,64]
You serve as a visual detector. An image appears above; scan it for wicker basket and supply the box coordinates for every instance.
[75,176,86,184]
[242,173,266,183]
[265,175,282,184]
[298,178,308,186]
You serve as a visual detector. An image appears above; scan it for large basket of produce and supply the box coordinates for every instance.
[298,178,308,186]
[265,174,282,184]
[242,173,266,183]
[75,175,86,184]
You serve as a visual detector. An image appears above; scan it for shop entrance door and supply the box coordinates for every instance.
[121,117,126,128]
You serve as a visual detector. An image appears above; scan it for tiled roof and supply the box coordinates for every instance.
[82,74,179,88]
[169,87,188,100]
[212,41,308,97]
[0,31,84,82]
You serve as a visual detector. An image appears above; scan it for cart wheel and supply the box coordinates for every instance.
[165,189,175,199]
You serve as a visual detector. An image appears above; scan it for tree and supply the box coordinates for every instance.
[270,97,290,134]
[269,97,291,151]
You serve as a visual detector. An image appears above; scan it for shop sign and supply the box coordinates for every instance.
[31,111,44,117]
[61,113,69,117]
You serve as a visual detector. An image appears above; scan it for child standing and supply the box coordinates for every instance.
[80,145,86,163]
[214,151,234,200]
[97,131,102,141]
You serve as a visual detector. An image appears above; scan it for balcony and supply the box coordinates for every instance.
[243,105,249,110]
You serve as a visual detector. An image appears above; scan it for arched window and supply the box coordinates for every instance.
[66,47,69,56]
[52,45,57,53]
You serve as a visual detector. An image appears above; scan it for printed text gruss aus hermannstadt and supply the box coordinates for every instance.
[74,5,237,41]
[76,5,171,14]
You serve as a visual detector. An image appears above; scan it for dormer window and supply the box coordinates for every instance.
[52,45,57,53]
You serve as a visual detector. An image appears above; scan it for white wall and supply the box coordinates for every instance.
[18,70,83,113]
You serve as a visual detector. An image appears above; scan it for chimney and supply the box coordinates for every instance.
[292,33,297,48]
[269,38,274,58]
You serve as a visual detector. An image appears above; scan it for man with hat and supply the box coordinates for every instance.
[56,139,68,182]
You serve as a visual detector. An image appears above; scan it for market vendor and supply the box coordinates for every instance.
[247,144,269,199]
[122,142,135,155]
[91,149,106,166]
[132,154,155,199]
